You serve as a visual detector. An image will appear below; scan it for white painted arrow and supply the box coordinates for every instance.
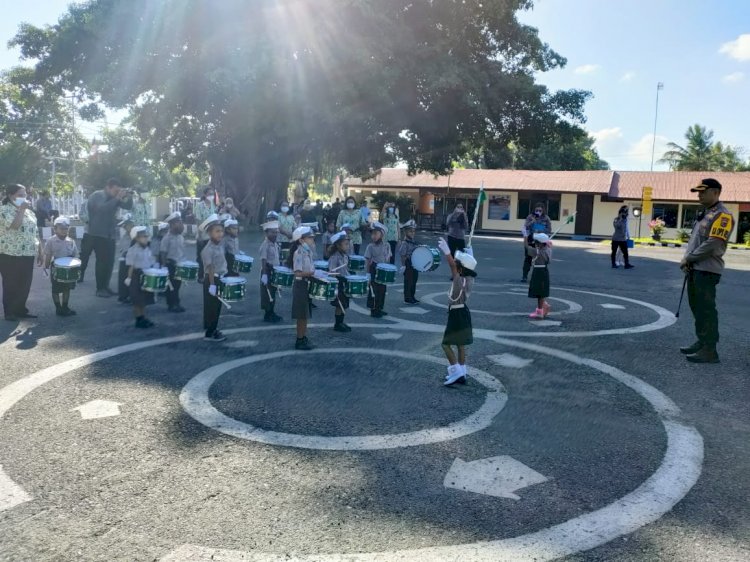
[488,354,534,369]
[71,400,123,420]
[444,455,548,500]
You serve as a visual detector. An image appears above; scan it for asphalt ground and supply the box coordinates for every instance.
[0,231,748,561]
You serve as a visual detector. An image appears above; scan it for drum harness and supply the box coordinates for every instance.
[447,278,468,310]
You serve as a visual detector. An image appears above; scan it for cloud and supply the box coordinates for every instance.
[620,71,636,82]
[591,127,624,145]
[574,64,600,75]
[719,34,750,61]
[722,71,745,83]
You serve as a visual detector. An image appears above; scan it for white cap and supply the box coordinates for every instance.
[330,231,348,244]
[157,222,169,231]
[292,225,314,241]
[533,233,551,244]
[341,223,353,231]
[117,213,133,226]
[224,218,239,229]
[53,216,70,227]
[219,213,232,222]
[131,226,149,239]
[454,250,478,272]
[262,220,279,231]
[266,211,279,220]
[165,211,182,223]
[199,213,222,232]
[371,221,387,234]
[401,219,417,229]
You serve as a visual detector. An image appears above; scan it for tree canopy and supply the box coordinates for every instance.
[11,0,592,219]
[660,124,748,172]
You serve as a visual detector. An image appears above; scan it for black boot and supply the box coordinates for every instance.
[263,311,273,323]
[295,337,315,350]
[55,304,65,316]
[680,341,703,355]
[334,316,348,332]
[686,346,719,364]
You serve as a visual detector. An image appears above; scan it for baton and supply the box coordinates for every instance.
[675,273,688,318]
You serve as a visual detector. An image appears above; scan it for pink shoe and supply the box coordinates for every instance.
[529,308,543,319]
[542,302,551,317]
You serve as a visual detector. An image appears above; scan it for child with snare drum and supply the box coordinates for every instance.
[200,214,228,342]
[364,222,392,318]
[259,220,283,323]
[528,233,552,319]
[327,231,351,332]
[437,237,477,386]
[124,226,157,329]
[44,216,79,316]
[288,225,321,350]
[159,212,186,313]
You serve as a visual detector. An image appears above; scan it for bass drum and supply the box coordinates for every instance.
[411,246,442,272]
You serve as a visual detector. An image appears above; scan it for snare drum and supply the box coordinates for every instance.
[314,260,329,271]
[374,263,397,284]
[308,276,338,301]
[233,254,254,274]
[141,268,169,293]
[175,260,199,281]
[52,257,81,283]
[344,275,369,298]
[271,266,295,287]
[411,246,442,272]
[218,276,247,302]
[348,255,366,273]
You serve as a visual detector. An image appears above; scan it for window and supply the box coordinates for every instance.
[652,203,678,228]
[681,205,702,229]
[517,192,561,221]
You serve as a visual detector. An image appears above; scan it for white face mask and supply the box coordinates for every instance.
[347,202,355,210]
[14,197,26,207]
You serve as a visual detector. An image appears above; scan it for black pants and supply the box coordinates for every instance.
[89,235,116,291]
[447,236,465,257]
[687,270,721,348]
[165,261,182,308]
[79,233,94,280]
[611,240,630,266]
[0,254,35,317]
[117,259,129,301]
[353,243,361,255]
[196,239,209,280]
[368,263,386,311]
[388,241,397,264]
[203,275,222,335]
[404,261,419,301]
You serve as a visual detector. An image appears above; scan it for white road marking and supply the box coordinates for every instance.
[531,320,562,327]
[0,465,31,511]
[71,399,123,420]
[488,354,534,368]
[397,306,430,315]
[179,348,507,451]
[223,340,259,349]
[372,333,403,341]
[444,456,549,500]
[600,304,626,310]
[419,290,582,318]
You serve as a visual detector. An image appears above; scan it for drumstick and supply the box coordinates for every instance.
[337,296,346,317]
[265,285,274,303]
[330,263,348,272]
[216,294,233,310]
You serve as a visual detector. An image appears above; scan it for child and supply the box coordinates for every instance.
[151,222,169,265]
[364,222,392,318]
[528,233,552,319]
[327,231,351,332]
[159,211,186,313]
[288,225,320,350]
[44,216,79,316]
[116,215,135,304]
[437,238,477,386]
[259,220,283,323]
[322,220,336,256]
[383,202,400,263]
[399,219,419,304]
[124,226,157,328]
[200,214,228,341]
[223,218,240,274]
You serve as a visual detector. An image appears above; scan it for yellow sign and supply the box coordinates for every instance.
[642,200,653,216]
[643,186,653,201]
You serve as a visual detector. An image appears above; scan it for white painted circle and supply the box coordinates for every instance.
[420,290,583,317]
[179,348,507,451]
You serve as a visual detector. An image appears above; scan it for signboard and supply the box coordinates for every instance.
[642,200,653,216]
[487,194,511,221]
[642,186,653,201]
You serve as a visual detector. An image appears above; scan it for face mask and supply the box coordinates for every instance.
[347,202,355,210]
[388,208,394,214]
[226,203,233,209]
[301,241,310,250]
[281,206,289,213]
[14,197,26,207]
[534,210,542,217]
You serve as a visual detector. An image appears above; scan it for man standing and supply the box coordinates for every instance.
[86,178,133,297]
[611,205,634,270]
[679,178,734,364]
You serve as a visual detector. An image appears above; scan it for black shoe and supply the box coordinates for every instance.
[96,290,111,298]
[212,330,226,342]
[686,348,719,364]
[135,317,150,329]
[340,322,352,332]
[680,341,703,355]
[371,310,383,318]
[381,310,388,316]
[263,313,274,323]
[168,305,186,313]
[55,307,65,317]
[295,337,315,350]
[271,313,283,323]
[611,265,619,269]
[64,307,77,316]
[4,315,19,322]
[334,322,348,332]
[624,264,635,269]
[404,298,419,304]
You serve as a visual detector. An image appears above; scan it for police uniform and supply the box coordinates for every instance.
[160,229,186,311]
[364,227,392,315]
[201,238,228,338]
[291,243,315,320]
[682,186,734,362]
[399,236,420,303]
[259,230,281,321]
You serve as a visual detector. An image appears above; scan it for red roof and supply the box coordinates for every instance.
[345,169,750,203]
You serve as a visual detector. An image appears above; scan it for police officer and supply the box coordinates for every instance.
[679,178,734,364]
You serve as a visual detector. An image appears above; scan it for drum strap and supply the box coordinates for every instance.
[447,278,467,304]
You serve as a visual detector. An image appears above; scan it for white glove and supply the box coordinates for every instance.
[124,278,131,287]
[208,284,217,296]
[261,274,268,286]
[464,247,474,257]
[437,237,450,255]
[399,266,406,274]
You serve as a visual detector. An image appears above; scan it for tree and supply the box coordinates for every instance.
[11,0,591,221]
[660,124,747,171]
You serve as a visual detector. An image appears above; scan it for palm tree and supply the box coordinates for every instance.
[660,124,748,171]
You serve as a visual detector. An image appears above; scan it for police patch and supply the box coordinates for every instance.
[709,213,733,241]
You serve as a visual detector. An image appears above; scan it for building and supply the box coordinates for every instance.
[345,168,750,242]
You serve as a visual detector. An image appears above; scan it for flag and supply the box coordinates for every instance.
[477,189,487,205]
[566,215,575,224]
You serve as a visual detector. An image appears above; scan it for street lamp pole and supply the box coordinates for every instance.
[649,82,664,172]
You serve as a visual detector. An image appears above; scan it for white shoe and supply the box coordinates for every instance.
[444,365,466,386]
[459,364,467,378]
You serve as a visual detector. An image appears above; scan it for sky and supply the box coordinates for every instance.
[1,0,749,171]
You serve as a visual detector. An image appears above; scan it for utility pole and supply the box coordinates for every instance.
[650,82,664,172]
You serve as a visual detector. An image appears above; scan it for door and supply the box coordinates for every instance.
[574,194,594,236]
